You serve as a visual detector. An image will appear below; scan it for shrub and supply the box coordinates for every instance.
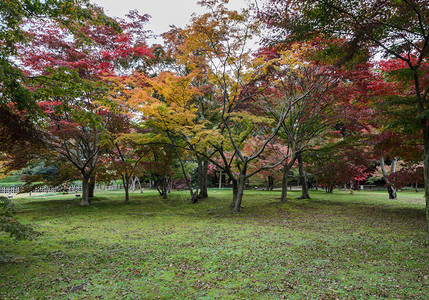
[0,197,37,240]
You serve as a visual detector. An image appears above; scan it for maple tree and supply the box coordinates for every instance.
[244,136,288,191]
[0,1,119,165]
[104,128,176,203]
[173,1,346,211]
[277,59,339,200]
[161,25,220,200]
[372,130,421,199]
[110,69,205,202]
[308,136,374,193]
[36,100,105,206]
[388,164,424,191]
[254,42,356,201]
[0,0,120,240]
[367,59,425,199]
[13,11,153,205]
[169,1,274,211]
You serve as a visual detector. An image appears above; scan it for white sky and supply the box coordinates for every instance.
[92,0,253,44]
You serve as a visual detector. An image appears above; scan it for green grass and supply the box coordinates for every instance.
[1,189,428,299]
[0,174,21,184]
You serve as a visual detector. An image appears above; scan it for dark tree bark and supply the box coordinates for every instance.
[88,176,95,198]
[234,172,247,213]
[280,155,296,202]
[198,158,209,199]
[387,185,397,200]
[280,166,289,202]
[423,121,429,239]
[81,175,90,206]
[121,174,130,204]
[297,153,310,199]
[267,176,275,191]
[231,179,238,208]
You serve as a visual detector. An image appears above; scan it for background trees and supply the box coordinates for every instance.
[260,0,429,236]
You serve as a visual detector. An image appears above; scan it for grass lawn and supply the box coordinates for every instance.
[0,189,428,299]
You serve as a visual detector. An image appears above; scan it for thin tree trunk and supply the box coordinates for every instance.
[198,159,209,199]
[234,176,246,213]
[138,178,143,194]
[121,174,130,204]
[264,175,269,191]
[423,121,429,240]
[168,177,172,193]
[380,157,398,200]
[124,185,130,204]
[173,145,196,203]
[297,153,310,199]
[162,176,168,199]
[80,175,90,206]
[387,185,397,200]
[88,176,95,198]
[280,155,296,202]
[131,176,137,192]
[268,176,274,191]
[280,164,289,202]
[231,179,238,207]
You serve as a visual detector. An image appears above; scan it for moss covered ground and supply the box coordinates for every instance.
[0,189,428,299]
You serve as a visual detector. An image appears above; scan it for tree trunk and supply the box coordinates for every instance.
[88,176,95,198]
[423,121,429,240]
[268,176,274,191]
[168,177,172,193]
[138,178,143,193]
[234,176,246,213]
[122,174,130,204]
[297,153,310,199]
[80,175,90,206]
[387,185,397,200]
[280,164,289,202]
[280,156,296,202]
[124,186,130,204]
[162,177,168,199]
[131,176,137,192]
[173,146,195,203]
[264,175,269,191]
[231,179,238,207]
[380,157,398,200]
[155,175,168,199]
[198,159,209,199]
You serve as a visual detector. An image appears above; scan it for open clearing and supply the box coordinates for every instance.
[0,189,428,299]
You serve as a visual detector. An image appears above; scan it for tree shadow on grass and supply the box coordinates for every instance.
[15,192,426,232]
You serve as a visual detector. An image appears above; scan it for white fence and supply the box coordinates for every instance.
[0,182,136,195]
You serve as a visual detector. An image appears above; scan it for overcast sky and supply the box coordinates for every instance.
[92,0,252,43]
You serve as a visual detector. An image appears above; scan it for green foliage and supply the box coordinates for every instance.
[0,197,37,240]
